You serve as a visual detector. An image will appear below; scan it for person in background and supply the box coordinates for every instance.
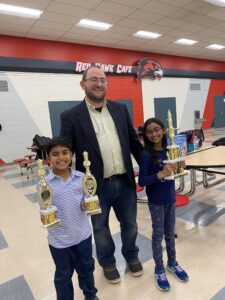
[38,136,98,300]
[138,118,188,292]
[60,66,143,284]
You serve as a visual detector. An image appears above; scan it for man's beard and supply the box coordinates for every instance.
[85,88,106,103]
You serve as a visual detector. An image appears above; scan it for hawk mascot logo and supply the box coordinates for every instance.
[137,58,164,80]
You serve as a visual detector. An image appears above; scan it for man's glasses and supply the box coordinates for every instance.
[146,127,162,135]
[84,77,107,85]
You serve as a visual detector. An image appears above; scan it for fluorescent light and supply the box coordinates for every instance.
[76,19,112,31]
[133,31,161,39]
[206,44,225,50]
[203,0,225,7]
[0,3,42,18]
[174,38,198,45]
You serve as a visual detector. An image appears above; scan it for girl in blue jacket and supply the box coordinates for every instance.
[138,118,188,292]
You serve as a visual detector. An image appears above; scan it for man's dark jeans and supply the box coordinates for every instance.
[91,174,139,268]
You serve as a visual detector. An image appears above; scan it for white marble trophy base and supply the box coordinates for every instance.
[40,206,61,229]
[163,157,188,180]
[85,195,102,215]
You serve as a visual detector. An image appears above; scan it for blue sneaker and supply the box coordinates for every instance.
[167,263,189,282]
[155,272,170,292]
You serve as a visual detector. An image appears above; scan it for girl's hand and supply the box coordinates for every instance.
[158,164,173,179]
[80,199,87,210]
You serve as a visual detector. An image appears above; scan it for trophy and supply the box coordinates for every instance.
[37,159,61,228]
[163,110,188,180]
[82,151,102,215]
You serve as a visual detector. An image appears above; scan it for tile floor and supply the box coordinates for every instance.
[0,128,225,300]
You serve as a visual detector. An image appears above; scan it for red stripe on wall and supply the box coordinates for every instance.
[203,80,225,128]
[107,76,143,127]
[2,35,225,72]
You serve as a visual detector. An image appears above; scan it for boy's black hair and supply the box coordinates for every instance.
[142,117,167,164]
[46,136,73,155]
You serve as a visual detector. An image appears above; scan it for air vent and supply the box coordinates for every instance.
[0,80,8,92]
[190,83,201,91]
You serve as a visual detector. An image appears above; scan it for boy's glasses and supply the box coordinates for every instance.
[146,127,162,135]
[84,77,107,85]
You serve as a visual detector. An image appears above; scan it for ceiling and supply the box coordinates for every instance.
[2,0,225,61]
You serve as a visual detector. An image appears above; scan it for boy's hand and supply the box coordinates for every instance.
[80,199,87,210]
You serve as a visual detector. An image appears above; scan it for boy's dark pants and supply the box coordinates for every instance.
[49,235,97,300]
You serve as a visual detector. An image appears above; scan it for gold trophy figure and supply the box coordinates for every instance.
[83,151,102,215]
[163,110,188,180]
[37,160,61,228]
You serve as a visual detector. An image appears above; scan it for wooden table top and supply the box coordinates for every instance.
[185,146,225,168]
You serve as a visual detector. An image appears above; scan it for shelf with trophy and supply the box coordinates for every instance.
[82,151,102,215]
[37,159,61,228]
[163,110,188,180]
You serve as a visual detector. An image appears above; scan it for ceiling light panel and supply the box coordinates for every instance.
[206,44,225,50]
[133,31,161,39]
[203,0,225,7]
[0,3,42,18]
[76,19,112,31]
[174,38,198,45]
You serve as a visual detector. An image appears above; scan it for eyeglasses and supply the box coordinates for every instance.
[146,127,162,135]
[84,77,107,85]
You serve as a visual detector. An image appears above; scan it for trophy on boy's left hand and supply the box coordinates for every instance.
[37,159,61,228]
[82,151,102,215]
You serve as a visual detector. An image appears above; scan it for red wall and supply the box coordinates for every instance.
[1,34,225,128]
[1,35,225,71]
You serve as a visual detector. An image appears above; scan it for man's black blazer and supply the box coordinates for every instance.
[60,100,143,193]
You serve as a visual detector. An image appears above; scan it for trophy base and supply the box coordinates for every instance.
[40,206,61,229]
[164,171,188,180]
[86,208,102,216]
[41,219,61,229]
[163,157,184,164]
[85,195,102,216]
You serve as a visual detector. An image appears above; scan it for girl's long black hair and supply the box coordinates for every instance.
[142,117,167,164]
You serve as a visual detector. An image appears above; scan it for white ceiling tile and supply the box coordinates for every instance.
[109,0,150,8]
[1,0,52,9]
[109,25,137,35]
[0,22,30,33]
[60,32,94,41]
[46,2,90,17]
[94,1,135,17]
[68,26,103,36]
[97,31,129,40]
[158,0,196,8]
[0,30,26,37]
[117,18,149,29]
[55,0,102,9]
[84,10,123,23]
[28,27,65,37]
[0,14,36,26]
[211,21,225,31]
[178,23,205,33]
[1,0,225,61]
[142,1,179,16]
[208,8,225,21]
[40,12,78,25]
[26,33,58,40]
[33,20,72,31]
[155,17,187,28]
[128,10,164,23]
[185,0,219,14]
